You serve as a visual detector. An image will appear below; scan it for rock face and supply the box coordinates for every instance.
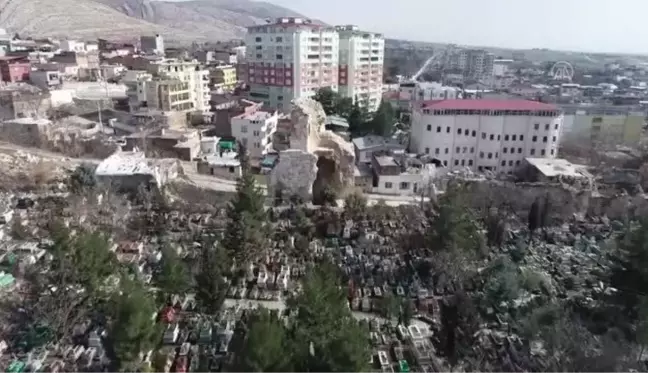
[270,97,355,201]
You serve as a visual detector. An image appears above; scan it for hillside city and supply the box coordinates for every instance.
[0,10,647,373]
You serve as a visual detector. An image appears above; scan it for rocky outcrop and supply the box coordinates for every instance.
[269,97,355,201]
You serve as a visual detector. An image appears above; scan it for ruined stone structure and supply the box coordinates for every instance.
[269,97,355,202]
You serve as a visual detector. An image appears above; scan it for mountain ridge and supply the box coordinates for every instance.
[0,0,308,44]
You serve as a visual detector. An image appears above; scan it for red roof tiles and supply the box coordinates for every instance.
[418,99,558,112]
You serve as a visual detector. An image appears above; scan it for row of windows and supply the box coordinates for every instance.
[534,123,559,131]
[426,125,560,141]
[421,109,560,117]
[425,146,555,157]
[383,182,413,190]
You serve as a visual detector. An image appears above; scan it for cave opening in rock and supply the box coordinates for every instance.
[312,156,337,205]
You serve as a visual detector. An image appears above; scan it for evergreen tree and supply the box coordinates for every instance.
[223,142,267,264]
[347,100,369,137]
[369,100,396,137]
[234,308,294,372]
[427,185,480,253]
[195,242,228,314]
[107,277,161,370]
[154,242,190,301]
[312,87,338,115]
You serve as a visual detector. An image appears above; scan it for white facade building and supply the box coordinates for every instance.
[231,110,279,159]
[244,18,339,111]
[493,59,514,77]
[411,99,563,174]
[59,40,86,53]
[140,34,165,55]
[336,25,384,112]
[148,59,210,113]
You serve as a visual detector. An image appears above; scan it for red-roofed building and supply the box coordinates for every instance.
[0,56,31,83]
[411,99,563,174]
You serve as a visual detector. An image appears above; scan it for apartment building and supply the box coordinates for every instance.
[121,70,152,112]
[148,59,210,113]
[209,64,237,91]
[140,34,165,56]
[0,57,31,83]
[145,80,193,112]
[231,110,278,160]
[336,25,384,112]
[410,99,563,174]
[444,48,495,80]
[243,17,340,111]
[560,104,644,147]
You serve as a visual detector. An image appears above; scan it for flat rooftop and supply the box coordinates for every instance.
[526,157,590,178]
[418,99,558,112]
[234,110,275,121]
[352,135,403,151]
[95,152,174,176]
[205,152,239,167]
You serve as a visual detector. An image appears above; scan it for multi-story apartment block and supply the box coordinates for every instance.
[147,59,210,113]
[140,34,165,56]
[231,110,278,160]
[242,19,386,113]
[209,64,237,91]
[444,48,494,80]
[336,25,384,112]
[145,80,193,112]
[243,17,340,111]
[411,99,563,175]
[121,70,153,112]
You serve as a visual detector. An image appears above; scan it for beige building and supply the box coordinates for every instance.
[145,80,193,112]
[147,58,210,113]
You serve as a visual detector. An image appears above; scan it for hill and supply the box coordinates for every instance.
[0,0,307,44]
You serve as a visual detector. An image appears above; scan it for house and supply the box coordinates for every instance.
[522,157,591,183]
[370,153,436,196]
[0,84,51,121]
[94,151,180,191]
[0,56,31,83]
[0,118,52,147]
[196,151,241,179]
[352,135,406,164]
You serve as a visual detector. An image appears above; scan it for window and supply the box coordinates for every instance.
[495,152,499,158]
[550,149,555,155]
[445,148,449,154]
[472,130,476,137]
[276,36,283,42]
[399,182,409,190]
[465,130,470,137]
[555,124,559,130]
[461,159,465,166]
[489,134,494,140]
[468,160,473,166]
[552,136,556,142]
[463,147,467,153]
[482,132,486,139]
[504,135,509,141]
[426,124,431,131]
[454,160,459,166]
[503,148,508,154]
[530,149,536,155]
[455,147,460,153]
[436,126,441,133]
[446,126,450,133]
[385,182,393,189]
[435,148,440,155]
[256,54,262,59]
[253,130,260,136]
[516,160,521,166]
[478,166,483,171]
[443,160,448,166]
[534,123,539,130]
[509,161,513,166]
[488,152,493,159]
[545,123,550,130]
[542,136,547,143]
[501,161,506,166]
[457,128,462,135]
[470,147,474,153]
[541,149,546,156]
[512,135,517,141]
[425,147,430,154]
[532,136,537,142]
[479,152,484,158]
[229,167,235,173]
[520,135,524,141]
[276,54,283,60]
[278,95,284,101]
[241,125,248,133]
[518,148,522,154]
[255,37,262,42]
[497,135,501,141]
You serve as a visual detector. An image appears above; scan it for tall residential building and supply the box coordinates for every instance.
[230,110,278,160]
[410,99,563,174]
[336,25,384,112]
[147,58,210,113]
[243,17,340,111]
[140,34,165,56]
[444,48,495,80]
[145,80,193,112]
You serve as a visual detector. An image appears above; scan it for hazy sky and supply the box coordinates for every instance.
[258,0,645,54]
